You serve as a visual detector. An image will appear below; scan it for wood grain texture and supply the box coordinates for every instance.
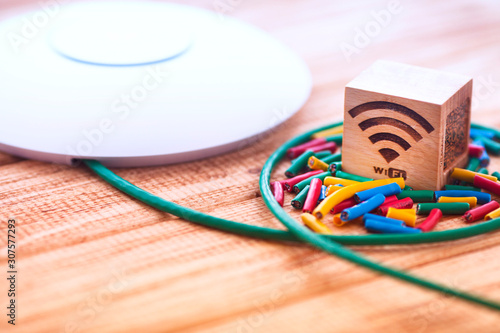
[2,0,500,332]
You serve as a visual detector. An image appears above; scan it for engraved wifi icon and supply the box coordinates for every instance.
[348,101,435,163]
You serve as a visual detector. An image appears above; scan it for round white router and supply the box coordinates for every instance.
[0,1,311,167]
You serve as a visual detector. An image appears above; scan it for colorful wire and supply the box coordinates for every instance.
[83,121,500,312]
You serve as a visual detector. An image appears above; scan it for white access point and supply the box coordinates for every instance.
[0,1,311,167]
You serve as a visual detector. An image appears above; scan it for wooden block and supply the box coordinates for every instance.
[342,60,473,190]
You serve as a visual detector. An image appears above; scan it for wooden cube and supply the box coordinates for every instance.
[342,60,473,190]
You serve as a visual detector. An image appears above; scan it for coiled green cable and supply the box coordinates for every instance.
[83,121,500,311]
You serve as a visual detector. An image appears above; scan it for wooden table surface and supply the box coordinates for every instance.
[2,0,500,332]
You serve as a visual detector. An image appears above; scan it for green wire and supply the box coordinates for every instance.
[259,122,500,311]
[84,159,500,245]
[83,120,500,311]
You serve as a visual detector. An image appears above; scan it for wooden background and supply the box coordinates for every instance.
[2,0,500,332]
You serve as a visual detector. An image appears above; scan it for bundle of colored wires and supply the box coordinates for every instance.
[83,121,500,311]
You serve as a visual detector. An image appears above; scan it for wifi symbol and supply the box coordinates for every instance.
[348,101,435,163]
